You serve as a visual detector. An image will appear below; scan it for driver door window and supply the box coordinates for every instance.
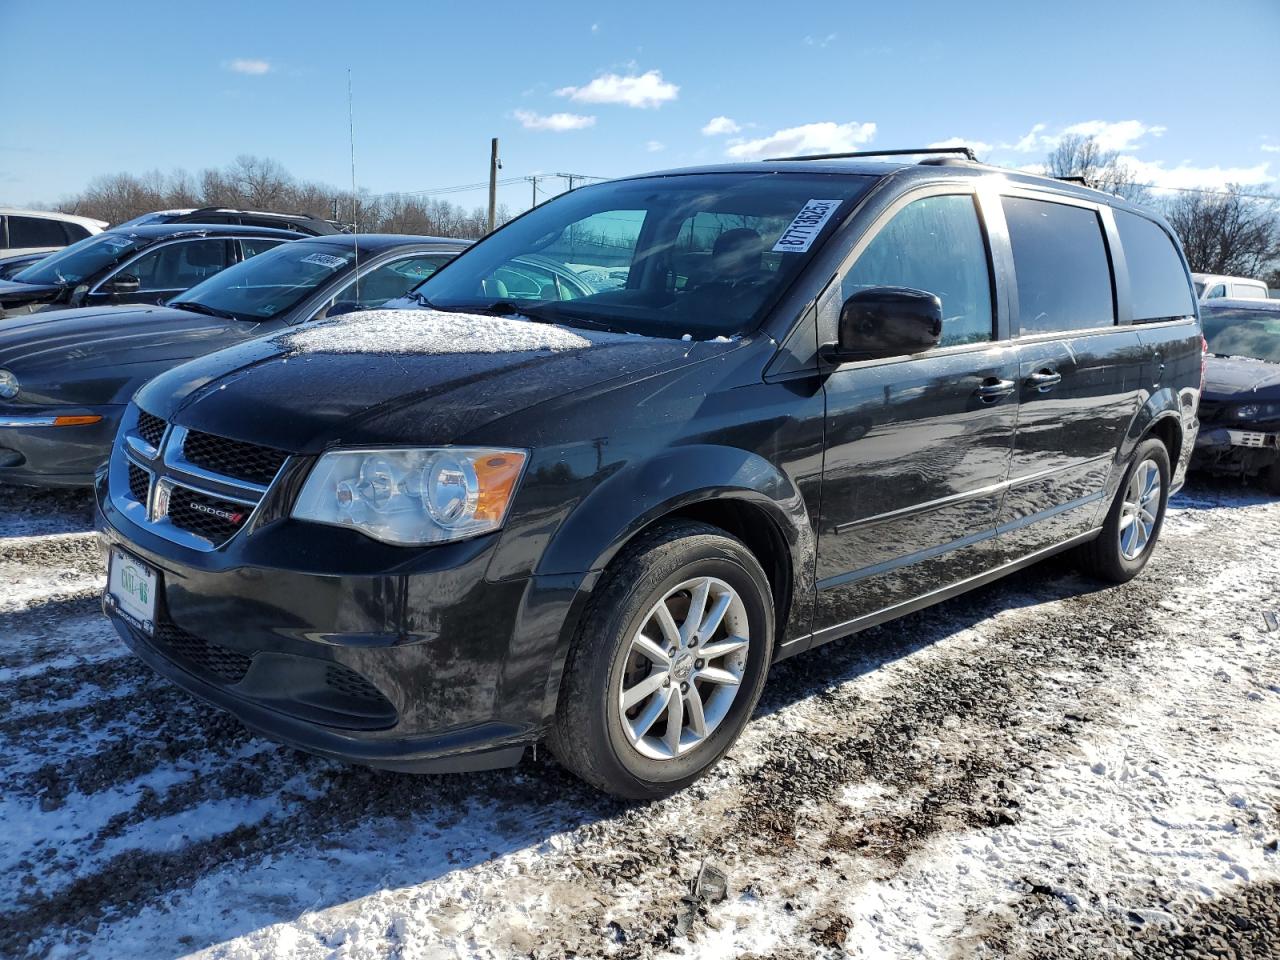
[841,194,993,347]
[118,239,231,292]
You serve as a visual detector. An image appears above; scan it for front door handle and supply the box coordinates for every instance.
[974,377,1016,402]
[1026,369,1063,392]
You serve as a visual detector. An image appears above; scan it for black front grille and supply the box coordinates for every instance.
[182,430,288,486]
[324,663,386,702]
[127,463,150,503]
[153,621,252,683]
[136,410,166,448]
[167,487,252,545]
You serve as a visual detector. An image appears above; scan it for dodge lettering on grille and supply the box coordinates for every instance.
[188,501,245,524]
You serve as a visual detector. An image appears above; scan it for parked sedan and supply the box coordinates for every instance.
[1192,298,1280,492]
[0,224,297,317]
[0,234,466,487]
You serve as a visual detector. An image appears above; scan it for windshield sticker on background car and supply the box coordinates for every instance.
[102,235,136,249]
[771,199,843,253]
[300,253,348,269]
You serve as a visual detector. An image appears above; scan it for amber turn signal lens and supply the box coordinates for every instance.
[473,451,528,522]
[52,415,103,427]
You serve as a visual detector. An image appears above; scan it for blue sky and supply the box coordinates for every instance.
[2,0,1278,215]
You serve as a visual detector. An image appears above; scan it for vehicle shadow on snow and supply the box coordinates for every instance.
[0,485,94,539]
[1173,473,1277,510]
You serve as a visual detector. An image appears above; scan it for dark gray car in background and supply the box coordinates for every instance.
[0,233,466,486]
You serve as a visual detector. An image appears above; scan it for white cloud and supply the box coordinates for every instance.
[1262,144,1280,153]
[1117,157,1273,192]
[513,109,596,132]
[701,116,742,136]
[928,137,994,156]
[1005,123,1048,153]
[556,69,678,109]
[1059,119,1165,152]
[804,33,837,47]
[645,140,665,152]
[590,22,599,32]
[225,58,271,76]
[725,121,876,160]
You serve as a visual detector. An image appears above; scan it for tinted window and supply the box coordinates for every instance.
[239,237,286,259]
[842,194,993,347]
[1115,210,1194,322]
[118,239,230,292]
[418,172,873,339]
[61,222,92,243]
[1003,196,1114,334]
[8,215,68,248]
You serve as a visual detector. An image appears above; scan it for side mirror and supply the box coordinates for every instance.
[822,286,943,363]
[103,274,141,295]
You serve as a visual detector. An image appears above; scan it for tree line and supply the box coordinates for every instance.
[1047,135,1280,287]
[38,146,1280,288]
[47,155,515,240]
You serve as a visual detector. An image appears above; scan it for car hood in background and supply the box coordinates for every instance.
[0,278,65,309]
[1203,354,1280,402]
[0,304,253,373]
[136,310,709,453]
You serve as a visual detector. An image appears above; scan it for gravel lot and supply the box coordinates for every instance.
[1,480,1277,959]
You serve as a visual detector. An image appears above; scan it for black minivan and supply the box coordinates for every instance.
[96,153,1201,798]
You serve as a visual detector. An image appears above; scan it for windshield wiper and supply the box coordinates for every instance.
[481,300,626,334]
[169,301,239,321]
[405,290,439,309]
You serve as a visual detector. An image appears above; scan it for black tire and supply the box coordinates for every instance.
[1074,438,1171,583]
[1264,460,1280,497]
[547,520,774,799]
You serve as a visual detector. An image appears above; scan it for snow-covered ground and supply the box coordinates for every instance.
[1,480,1277,959]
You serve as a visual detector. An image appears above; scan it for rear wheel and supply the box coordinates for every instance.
[1074,438,1171,583]
[547,521,774,799]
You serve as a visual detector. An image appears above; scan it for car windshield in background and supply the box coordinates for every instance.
[171,241,356,320]
[1202,305,1280,364]
[11,232,147,286]
[115,212,180,229]
[415,172,874,338]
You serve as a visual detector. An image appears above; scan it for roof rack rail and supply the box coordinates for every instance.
[1054,175,1090,186]
[764,146,978,163]
[187,206,323,220]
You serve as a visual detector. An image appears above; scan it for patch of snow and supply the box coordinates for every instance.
[283,309,600,356]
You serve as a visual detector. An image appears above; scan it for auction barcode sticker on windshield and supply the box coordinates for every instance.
[772,199,843,253]
[300,252,348,269]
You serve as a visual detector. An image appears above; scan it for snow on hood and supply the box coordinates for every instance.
[282,308,611,356]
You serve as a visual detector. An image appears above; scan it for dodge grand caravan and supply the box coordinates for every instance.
[97,152,1202,798]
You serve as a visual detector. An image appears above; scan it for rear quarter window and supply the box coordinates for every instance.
[1003,196,1115,335]
[1115,210,1194,322]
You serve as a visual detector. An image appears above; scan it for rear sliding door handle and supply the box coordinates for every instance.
[1026,369,1063,392]
[974,377,1016,402]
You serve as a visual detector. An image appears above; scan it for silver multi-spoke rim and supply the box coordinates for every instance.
[1119,458,1162,560]
[618,576,750,761]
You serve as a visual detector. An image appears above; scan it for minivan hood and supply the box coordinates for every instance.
[137,310,704,452]
[0,303,247,372]
[0,278,64,309]
[1203,354,1280,401]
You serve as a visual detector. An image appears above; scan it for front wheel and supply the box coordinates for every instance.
[1074,437,1171,583]
[547,521,774,799]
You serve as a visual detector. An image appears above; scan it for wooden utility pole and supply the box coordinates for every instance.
[487,138,500,234]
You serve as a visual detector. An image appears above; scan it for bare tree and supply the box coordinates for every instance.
[1163,186,1280,278]
[1046,134,1151,205]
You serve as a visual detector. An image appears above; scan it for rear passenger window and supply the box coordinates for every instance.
[8,215,69,249]
[61,222,91,243]
[1115,210,1194,321]
[842,194,993,347]
[1003,196,1114,334]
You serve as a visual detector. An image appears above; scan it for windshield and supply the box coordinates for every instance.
[415,172,874,338]
[170,240,357,320]
[115,212,182,229]
[11,232,148,286]
[1202,305,1280,364]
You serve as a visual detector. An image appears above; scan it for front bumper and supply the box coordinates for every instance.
[0,404,123,487]
[95,471,590,773]
[1190,425,1280,477]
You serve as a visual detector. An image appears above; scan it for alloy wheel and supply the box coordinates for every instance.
[617,576,750,761]
[1119,458,1162,561]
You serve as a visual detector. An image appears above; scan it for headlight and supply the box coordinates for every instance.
[0,370,19,400]
[1232,402,1280,421]
[292,447,527,545]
